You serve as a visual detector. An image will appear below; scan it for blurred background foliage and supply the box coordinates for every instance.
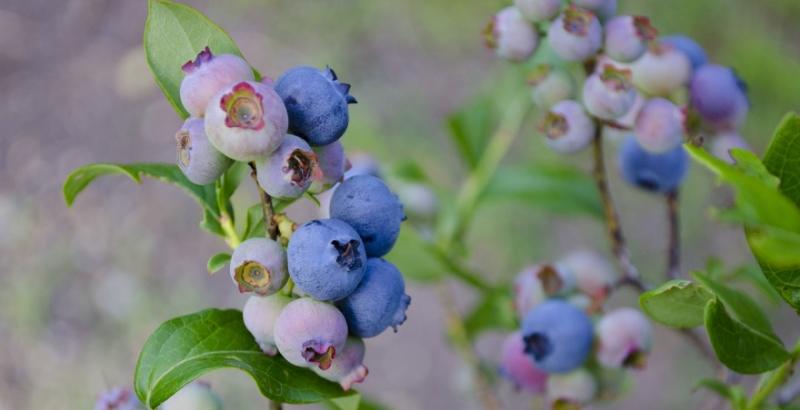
[0,0,798,409]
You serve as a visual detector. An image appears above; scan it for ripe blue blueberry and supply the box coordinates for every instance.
[179,47,254,118]
[634,98,684,153]
[631,43,691,96]
[528,64,575,110]
[312,337,369,391]
[274,66,356,146]
[484,7,540,62]
[205,80,288,161]
[514,0,561,22]
[500,331,548,393]
[330,175,405,257]
[256,134,320,199]
[175,117,232,185]
[521,299,594,373]
[336,258,411,338]
[541,100,595,154]
[287,219,367,301]
[161,382,222,410]
[547,6,602,62]
[603,16,657,63]
[273,297,348,370]
[596,307,652,368]
[229,237,288,295]
[243,293,292,355]
[690,64,749,130]
[619,136,688,193]
[582,65,636,120]
[310,140,347,194]
[94,387,142,410]
[661,35,708,71]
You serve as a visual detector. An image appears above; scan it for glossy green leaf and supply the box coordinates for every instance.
[384,227,446,282]
[481,164,603,219]
[692,271,778,340]
[639,280,713,328]
[206,252,230,274]
[464,292,517,339]
[724,265,782,304]
[447,96,497,169]
[730,149,780,188]
[763,113,800,206]
[144,0,253,118]
[704,298,789,374]
[134,309,348,408]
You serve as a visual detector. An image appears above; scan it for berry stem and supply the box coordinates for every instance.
[665,190,681,280]
[747,340,800,410]
[248,162,279,241]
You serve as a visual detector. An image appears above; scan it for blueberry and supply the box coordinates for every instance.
[631,43,691,96]
[528,64,575,110]
[661,35,708,71]
[274,66,356,146]
[545,369,597,406]
[243,293,292,355]
[582,65,637,120]
[273,298,348,370]
[330,175,404,257]
[547,6,602,62]
[604,16,657,63]
[634,98,684,153]
[310,140,347,194]
[595,308,652,368]
[513,0,561,22]
[287,219,367,301]
[312,337,369,391]
[94,387,142,410]
[690,64,749,129]
[484,7,540,62]
[336,258,411,338]
[521,299,593,373]
[256,134,320,199]
[179,47,254,118]
[710,132,750,164]
[161,382,222,410]
[205,81,288,161]
[229,238,288,296]
[541,100,595,154]
[499,331,548,393]
[175,118,232,185]
[619,136,688,193]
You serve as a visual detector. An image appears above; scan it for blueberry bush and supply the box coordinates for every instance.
[64,0,800,409]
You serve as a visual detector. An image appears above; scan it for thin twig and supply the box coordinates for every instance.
[748,341,800,409]
[248,162,279,240]
[666,190,681,280]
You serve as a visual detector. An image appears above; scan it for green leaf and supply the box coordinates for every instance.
[481,164,604,219]
[447,96,497,169]
[762,113,800,206]
[134,309,348,408]
[206,252,230,274]
[639,280,713,328]
[144,0,254,118]
[463,292,517,339]
[704,298,790,374]
[692,271,778,340]
[63,163,218,215]
[724,265,782,304]
[327,393,361,410]
[730,149,780,188]
[389,160,430,183]
[384,227,446,282]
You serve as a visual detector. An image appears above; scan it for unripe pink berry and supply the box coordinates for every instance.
[205,81,288,161]
[631,43,691,96]
[309,140,347,194]
[243,293,292,355]
[273,298,348,370]
[582,65,636,120]
[312,337,369,391]
[179,47,254,118]
[229,238,288,295]
[500,331,548,393]
[528,64,575,109]
[559,250,614,302]
[546,369,597,406]
[711,132,750,164]
[604,16,657,63]
[634,98,684,153]
[514,0,562,22]
[541,100,596,154]
[513,263,575,318]
[547,6,602,62]
[485,7,540,62]
[175,117,232,185]
[595,307,652,368]
[256,134,321,199]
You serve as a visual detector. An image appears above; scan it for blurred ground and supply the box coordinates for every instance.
[0,0,799,409]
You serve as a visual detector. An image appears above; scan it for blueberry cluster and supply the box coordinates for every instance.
[501,251,653,407]
[485,0,751,194]
[174,47,410,391]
